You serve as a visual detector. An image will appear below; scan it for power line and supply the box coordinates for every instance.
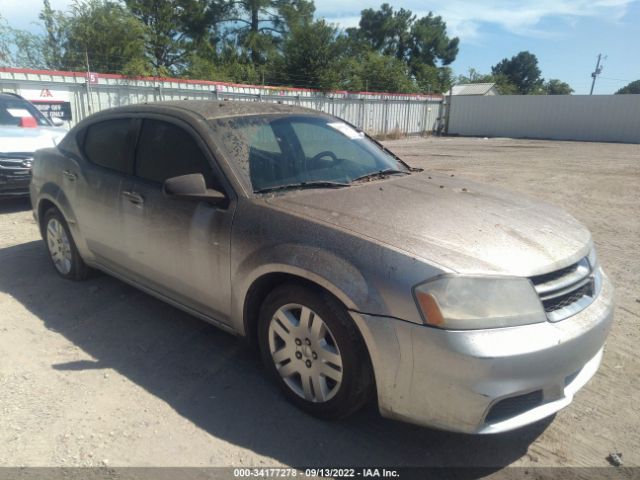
[598,76,632,83]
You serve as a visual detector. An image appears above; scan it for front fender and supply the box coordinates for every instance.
[230,243,381,336]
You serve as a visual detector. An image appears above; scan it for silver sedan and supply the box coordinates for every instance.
[30,101,614,433]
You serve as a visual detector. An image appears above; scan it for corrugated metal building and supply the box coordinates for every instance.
[448,83,499,96]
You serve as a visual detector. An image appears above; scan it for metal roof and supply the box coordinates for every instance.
[449,83,497,96]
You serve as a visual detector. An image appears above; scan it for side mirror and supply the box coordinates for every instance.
[163,173,227,206]
[50,117,64,127]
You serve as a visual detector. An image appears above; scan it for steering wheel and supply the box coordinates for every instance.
[309,150,339,168]
[311,151,338,163]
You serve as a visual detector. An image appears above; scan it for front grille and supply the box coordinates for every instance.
[485,390,544,423]
[0,153,33,171]
[530,256,598,322]
[542,280,594,313]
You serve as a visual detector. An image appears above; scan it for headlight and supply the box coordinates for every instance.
[413,275,546,330]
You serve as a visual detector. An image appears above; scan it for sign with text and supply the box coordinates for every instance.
[87,72,99,84]
[19,88,72,121]
[33,102,72,121]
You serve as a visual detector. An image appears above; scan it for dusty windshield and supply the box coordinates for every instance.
[209,114,408,193]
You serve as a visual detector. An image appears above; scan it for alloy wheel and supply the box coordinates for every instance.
[46,218,72,275]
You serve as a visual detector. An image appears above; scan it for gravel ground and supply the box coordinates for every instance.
[0,136,638,471]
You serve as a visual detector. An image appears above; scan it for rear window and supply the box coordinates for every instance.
[0,96,50,127]
[83,119,133,174]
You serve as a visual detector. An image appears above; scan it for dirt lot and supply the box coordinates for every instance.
[0,137,638,470]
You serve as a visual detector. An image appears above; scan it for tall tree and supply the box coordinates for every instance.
[358,4,414,60]
[0,13,46,68]
[615,80,640,94]
[125,0,219,75]
[225,0,314,65]
[356,4,458,68]
[491,51,543,94]
[39,0,67,69]
[281,19,339,90]
[62,0,151,75]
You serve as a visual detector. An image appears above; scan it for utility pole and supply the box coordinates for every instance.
[85,48,93,114]
[589,53,604,95]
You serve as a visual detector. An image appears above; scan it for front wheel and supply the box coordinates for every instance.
[43,207,88,280]
[258,284,374,419]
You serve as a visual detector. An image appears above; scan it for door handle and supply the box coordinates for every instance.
[62,170,77,181]
[122,190,144,205]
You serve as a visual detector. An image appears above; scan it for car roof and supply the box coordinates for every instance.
[0,92,27,100]
[90,100,322,121]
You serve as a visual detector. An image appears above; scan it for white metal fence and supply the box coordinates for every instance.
[0,67,444,136]
[448,94,640,144]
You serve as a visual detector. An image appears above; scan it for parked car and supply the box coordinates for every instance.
[30,101,613,434]
[0,92,66,197]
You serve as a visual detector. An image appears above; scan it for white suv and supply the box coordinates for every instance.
[0,92,67,197]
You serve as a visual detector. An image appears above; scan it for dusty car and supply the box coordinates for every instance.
[0,92,66,196]
[30,101,614,434]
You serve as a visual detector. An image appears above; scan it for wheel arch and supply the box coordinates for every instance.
[241,269,359,347]
[37,197,59,236]
[35,186,90,261]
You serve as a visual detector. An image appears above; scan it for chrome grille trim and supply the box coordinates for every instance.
[530,256,599,322]
[0,153,34,170]
[531,257,591,295]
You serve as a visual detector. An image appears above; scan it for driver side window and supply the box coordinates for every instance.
[135,119,221,190]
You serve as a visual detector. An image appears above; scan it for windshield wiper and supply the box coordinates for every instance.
[350,169,409,183]
[254,181,350,194]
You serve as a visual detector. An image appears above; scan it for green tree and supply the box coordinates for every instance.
[491,51,543,94]
[0,14,46,68]
[225,0,314,65]
[356,4,458,69]
[281,20,339,90]
[455,68,518,95]
[347,52,417,93]
[615,80,640,94]
[39,0,67,69]
[62,0,152,75]
[413,63,452,93]
[543,79,573,95]
[125,0,220,75]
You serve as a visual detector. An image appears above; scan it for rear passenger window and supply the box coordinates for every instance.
[83,119,133,174]
[135,119,217,188]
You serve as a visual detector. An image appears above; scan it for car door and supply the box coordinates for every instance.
[121,117,234,324]
[73,117,136,270]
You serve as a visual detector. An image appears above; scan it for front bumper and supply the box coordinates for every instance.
[0,168,31,196]
[350,270,614,434]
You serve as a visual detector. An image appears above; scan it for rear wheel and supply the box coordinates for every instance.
[258,284,374,419]
[43,208,88,280]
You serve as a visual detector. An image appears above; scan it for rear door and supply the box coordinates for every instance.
[121,117,235,323]
[74,117,136,270]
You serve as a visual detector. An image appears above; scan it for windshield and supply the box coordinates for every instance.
[209,114,409,193]
[0,97,51,127]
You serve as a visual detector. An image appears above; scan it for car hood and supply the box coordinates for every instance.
[263,171,592,276]
[0,125,67,153]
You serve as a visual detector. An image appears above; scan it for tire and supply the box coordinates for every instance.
[42,207,88,281]
[258,283,374,419]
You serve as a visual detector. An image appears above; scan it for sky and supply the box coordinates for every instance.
[2,0,639,94]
